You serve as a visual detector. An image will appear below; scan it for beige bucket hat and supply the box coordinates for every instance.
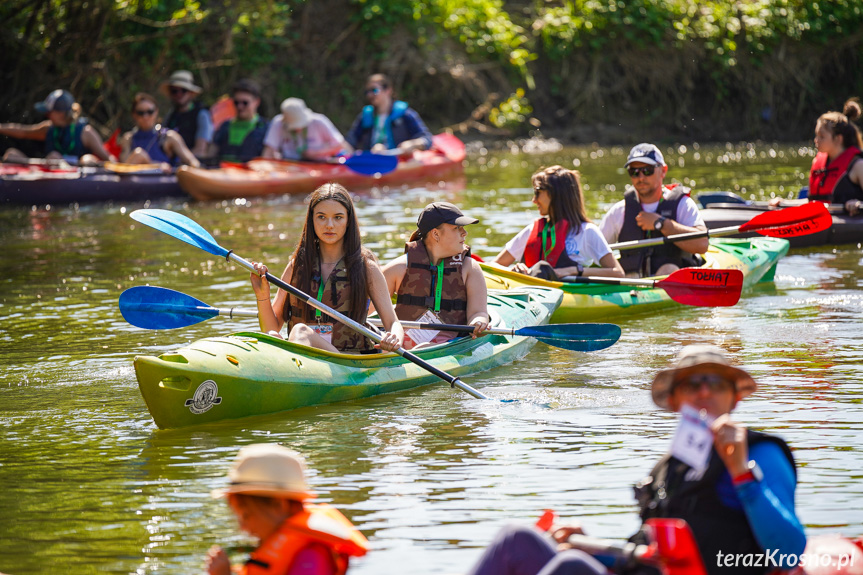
[211,443,316,500]
[651,345,757,410]
[281,98,314,130]
[160,70,203,97]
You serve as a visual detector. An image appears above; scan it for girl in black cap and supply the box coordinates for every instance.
[249,183,403,353]
[380,201,489,349]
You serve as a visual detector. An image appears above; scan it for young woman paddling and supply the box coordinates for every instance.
[380,202,489,350]
[770,98,863,215]
[206,444,368,575]
[493,166,624,281]
[250,183,403,353]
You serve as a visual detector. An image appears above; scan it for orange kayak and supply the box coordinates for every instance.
[177,148,464,201]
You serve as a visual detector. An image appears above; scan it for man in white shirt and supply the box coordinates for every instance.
[263,98,351,161]
[599,143,709,277]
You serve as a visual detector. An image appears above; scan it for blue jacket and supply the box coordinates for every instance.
[347,100,432,151]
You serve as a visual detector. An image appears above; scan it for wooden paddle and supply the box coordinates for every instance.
[608,201,832,252]
[118,286,622,352]
[129,208,502,402]
[559,267,744,307]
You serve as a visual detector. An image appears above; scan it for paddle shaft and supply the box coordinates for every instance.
[227,252,489,400]
[369,318,516,337]
[559,274,660,288]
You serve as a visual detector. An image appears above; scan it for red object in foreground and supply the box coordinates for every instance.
[656,267,744,307]
[644,518,708,575]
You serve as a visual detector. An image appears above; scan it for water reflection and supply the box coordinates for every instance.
[0,142,861,575]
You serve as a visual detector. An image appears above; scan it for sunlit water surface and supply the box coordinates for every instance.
[1,142,861,574]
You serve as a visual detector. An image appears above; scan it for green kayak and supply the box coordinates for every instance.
[482,237,790,322]
[134,287,563,429]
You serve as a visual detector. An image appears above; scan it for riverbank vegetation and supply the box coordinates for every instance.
[1,0,861,144]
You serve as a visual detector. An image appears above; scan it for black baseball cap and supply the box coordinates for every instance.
[35,90,75,115]
[416,202,478,237]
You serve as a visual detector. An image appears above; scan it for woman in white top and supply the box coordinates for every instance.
[493,165,624,280]
[262,98,351,161]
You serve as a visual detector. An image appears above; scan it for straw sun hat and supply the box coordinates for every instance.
[651,345,757,410]
[280,98,314,130]
[160,70,202,97]
[212,443,316,500]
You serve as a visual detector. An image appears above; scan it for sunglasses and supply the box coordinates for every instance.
[364,86,382,97]
[233,99,253,108]
[169,87,189,96]
[533,187,546,198]
[628,166,656,177]
[673,373,734,394]
[134,108,156,117]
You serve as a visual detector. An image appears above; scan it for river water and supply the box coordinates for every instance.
[1,142,861,574]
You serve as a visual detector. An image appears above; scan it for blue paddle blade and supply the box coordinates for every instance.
[342,153,399,176]
[130,209,228,258]
[120,286,219,330]
[516,323,621,352]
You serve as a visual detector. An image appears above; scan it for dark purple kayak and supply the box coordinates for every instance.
[0,164,186,206]
[697,192,862,248]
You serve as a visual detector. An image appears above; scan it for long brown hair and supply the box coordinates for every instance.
[285,183,370,324]
[816,98,863,150]
[531,165,589,229]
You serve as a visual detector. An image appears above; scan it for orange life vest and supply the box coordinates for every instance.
[523,217,571,267]
[241,504,369,575]
[808,146,863,202]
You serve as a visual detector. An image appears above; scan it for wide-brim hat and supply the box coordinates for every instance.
[625,143,666,167]
[35,89,75,115]
[651,345,757,410]
[416,202,479,237]
[160,70,202,97]
[211,443,316,500]
[280,97,314,130]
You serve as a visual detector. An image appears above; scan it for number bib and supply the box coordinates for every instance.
[405,310,442,347]
[312,323,334,345]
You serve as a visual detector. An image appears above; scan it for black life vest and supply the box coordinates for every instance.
[634,430,796,575]
[165,101,208,150]
[214,116,268,163]
[808,146,863,203]
[395,241,469,325]
[287,257,372,353]
[618,185,700,276]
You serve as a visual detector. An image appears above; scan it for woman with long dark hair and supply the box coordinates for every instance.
[493,165,624,280]
[250,183,403,353]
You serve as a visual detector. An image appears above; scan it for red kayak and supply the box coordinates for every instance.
[177,134,465,201]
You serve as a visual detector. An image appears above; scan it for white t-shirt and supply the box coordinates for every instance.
[504,220,612,267]
[263,113,346,160]
[599,188,705,244]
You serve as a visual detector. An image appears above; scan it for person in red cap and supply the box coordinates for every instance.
[206,444,368,575]
[0,89,114,165]
[465,345,805,575]
[379,201,489,349]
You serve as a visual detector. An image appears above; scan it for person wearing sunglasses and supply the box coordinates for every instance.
[492,166,624,281]
[118,92,199,168]
[0,89,114,166]
[466,345,805,575]
[599,143,708,277]
[211,78,268,164]
[160,70,213,158]
[346,73,432,156]
[262,97,351,161]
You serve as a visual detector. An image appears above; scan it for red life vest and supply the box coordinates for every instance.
[523,218,570,267]
[241,504,369,575]
[808,146,863,202]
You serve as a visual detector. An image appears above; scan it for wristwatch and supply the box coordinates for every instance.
[732,460,763,486]
[654,216,667,232]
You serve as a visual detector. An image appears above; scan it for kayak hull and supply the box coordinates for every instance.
[482,238,789,322]
[0,163,184,205]
[134,287,562,429]
[700,203,863,248]
[178,150,463,201]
